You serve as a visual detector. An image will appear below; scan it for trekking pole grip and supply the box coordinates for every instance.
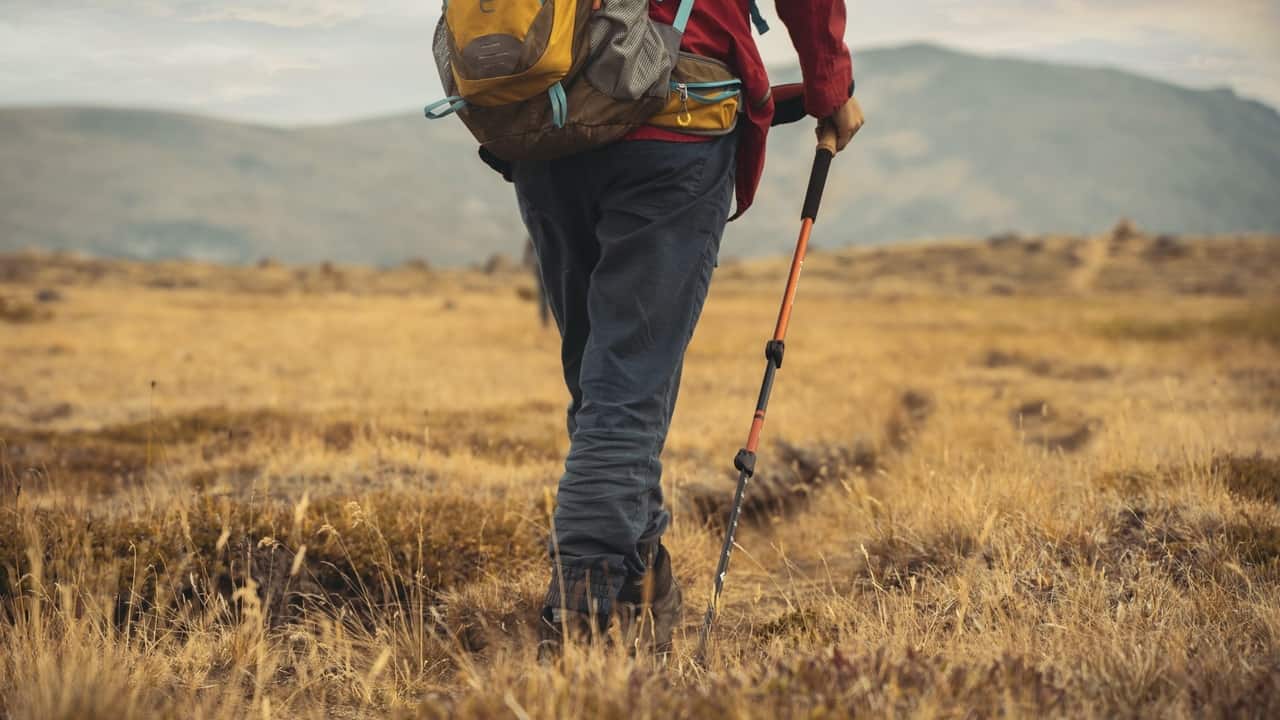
[802,126,838,221]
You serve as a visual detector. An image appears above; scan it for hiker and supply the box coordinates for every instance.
[429,0,863,652]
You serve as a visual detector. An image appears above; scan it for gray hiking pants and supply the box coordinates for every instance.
[514,134,736,612]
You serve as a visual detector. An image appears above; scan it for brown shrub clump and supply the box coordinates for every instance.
[0,295,53,323]
[0,490,541,626]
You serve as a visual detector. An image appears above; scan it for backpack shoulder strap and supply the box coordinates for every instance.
[672,0,768,35]
[672,0,696,33]
[748,0,770,34]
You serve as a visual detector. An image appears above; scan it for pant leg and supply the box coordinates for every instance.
[514,161,600,439]
[516,134,736,615]
[561,136,737,576]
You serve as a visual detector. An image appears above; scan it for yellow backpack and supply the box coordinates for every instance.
[425,0,752,161]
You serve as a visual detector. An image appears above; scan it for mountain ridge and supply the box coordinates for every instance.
[2,43,1278,266]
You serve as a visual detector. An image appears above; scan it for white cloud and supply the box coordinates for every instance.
[181,1,376,28]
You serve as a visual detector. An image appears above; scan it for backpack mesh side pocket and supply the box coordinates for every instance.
[584,0,675,101]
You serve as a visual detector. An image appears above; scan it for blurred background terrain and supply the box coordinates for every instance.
[2,44,1279,265]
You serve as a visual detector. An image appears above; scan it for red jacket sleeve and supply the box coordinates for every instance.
[774,0,854,118]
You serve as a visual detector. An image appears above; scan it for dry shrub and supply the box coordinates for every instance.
[1221,517,1280,569]
[1046,498,1280,597]
[1098,454,1280,506]
[749,607,823,641]
[684,438,877,528]
[1185,658,1280,719]
[1009,400,1100,453]
[3,405,515,496]
[1046,503,1206,589]
[1097,316,1201,342]
[1213,453,1280,505]
[1096,467,1163,496]
[1,408,306,494]
[1209,304,1280,346]
[422,401,563,463]
[418,648,1069,719]
[883,388,934,451]
[977,349,1112,381]
[0,295,53,323]
[853,525,979,591]
[1097,305,1280,346]
[687,390,929,527]
[0,489,542,626]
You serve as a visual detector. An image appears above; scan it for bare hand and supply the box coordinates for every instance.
[817,95,864,152]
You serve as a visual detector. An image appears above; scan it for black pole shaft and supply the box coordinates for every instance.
[696,355,777,657]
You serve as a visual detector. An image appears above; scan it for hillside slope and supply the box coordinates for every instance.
[1,44,1278,265]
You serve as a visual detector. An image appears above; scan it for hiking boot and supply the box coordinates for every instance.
[537,606,602,659]
[537,561,619,658]
[615,543,682,657]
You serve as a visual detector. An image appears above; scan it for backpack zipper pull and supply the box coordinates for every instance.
[676,83,692,127]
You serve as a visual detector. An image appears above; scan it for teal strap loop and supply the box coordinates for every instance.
[748,0,769,33]
[683,79,742,89]
[548,82,568,128]
[687,89,741,103]
[672,78,742,104]
[424,96,466,119]
[672,0,696,33]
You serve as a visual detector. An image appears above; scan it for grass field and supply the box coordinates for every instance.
[1,228,1279,718]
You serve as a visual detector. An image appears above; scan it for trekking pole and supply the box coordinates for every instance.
[695,123,840,664]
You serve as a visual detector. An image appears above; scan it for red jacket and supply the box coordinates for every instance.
[630,0,853,217]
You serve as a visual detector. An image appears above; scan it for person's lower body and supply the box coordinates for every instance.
[513,134,736,650]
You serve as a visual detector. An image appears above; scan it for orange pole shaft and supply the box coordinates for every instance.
[772,217,814,342]
[745,411,766,453]
[743,216,814,453]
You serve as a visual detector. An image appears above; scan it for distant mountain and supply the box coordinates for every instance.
[1,44,1278,266]
[0,107,519,265]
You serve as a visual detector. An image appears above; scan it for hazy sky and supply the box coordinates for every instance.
[1,0,1277,125]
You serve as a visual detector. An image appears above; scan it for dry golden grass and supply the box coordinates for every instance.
[1,229,1279,718]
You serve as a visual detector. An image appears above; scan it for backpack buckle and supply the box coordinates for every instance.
[676,83,692,127]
